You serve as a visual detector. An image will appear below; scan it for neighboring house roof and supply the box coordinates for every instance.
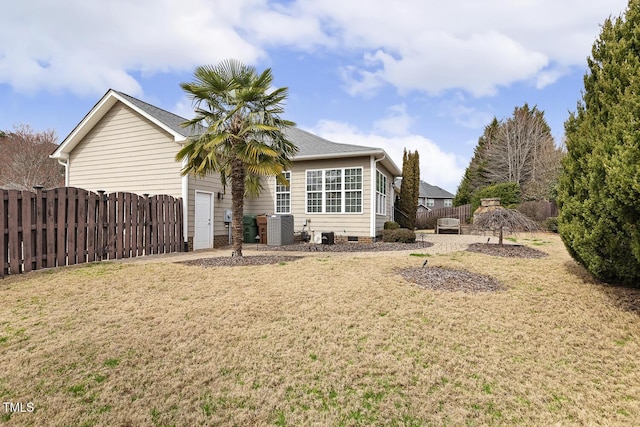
[419,181,454,199]
[394,178,454,199]
[52,89,402,176]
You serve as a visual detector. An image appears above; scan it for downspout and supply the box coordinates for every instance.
[181,158,189,250]
[56,153,69,186]
[371,154,385,240]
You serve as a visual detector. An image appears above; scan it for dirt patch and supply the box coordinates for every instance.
[398,267,507,292]
[260,241,434,252]
[177,255,303,267]
[466,242,548,258]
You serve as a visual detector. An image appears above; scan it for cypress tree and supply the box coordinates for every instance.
[399,148,420,229]
[557,0,640,285]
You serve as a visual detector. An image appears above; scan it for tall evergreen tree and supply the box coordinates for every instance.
[557,0,640,285]
[453,118,499,205]
[398,149,420,229]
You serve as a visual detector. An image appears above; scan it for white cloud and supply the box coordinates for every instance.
[309,119,465,193]
[0,0,264,95]
[373,104,414,136]
[438,94,494,130]
[0,0,628,98]
[290,0,628,97]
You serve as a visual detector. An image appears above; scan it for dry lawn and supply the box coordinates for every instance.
[1,233,639,426]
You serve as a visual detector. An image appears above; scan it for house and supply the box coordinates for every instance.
[394,179,455,213]
[51,89,401,249]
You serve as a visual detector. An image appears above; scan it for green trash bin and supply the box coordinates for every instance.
[243,215,257,243]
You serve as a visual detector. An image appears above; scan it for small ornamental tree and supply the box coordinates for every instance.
[473,209,539,245]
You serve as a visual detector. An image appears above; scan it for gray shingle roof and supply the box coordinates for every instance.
[115,91,389,163]
[394,178,454,199]
[115,91,202,137]
[419,181,454,199]
[284,127,380,158]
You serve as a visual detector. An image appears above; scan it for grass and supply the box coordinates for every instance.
[0,233,639,425]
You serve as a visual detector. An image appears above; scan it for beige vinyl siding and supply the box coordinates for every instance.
[68,102,182,197]
[187,174,232,242]
[245,175,278,215]
[292,156,372,238]
[374,163,395,234]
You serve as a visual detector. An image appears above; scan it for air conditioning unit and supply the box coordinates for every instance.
[267,214,294,246]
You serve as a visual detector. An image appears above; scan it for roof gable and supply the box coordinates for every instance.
[52,89,199,159]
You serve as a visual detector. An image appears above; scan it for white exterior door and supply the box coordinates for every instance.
[194,192,213,250]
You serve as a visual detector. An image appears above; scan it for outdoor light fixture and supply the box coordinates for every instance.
[217,192,224,200]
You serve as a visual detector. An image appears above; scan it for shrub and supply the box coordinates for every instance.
[543,217,558,233]
[382,228,416,243]
[417,216,438,230]
[384,221,400,230]
[471,182,521,212]
[517,200,559,222]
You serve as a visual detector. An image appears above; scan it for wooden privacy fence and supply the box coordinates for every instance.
[417,204,472,227]
[1,187,183,278]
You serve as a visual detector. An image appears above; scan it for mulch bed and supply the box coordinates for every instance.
[177,255,303,267]
[466,243,548,258]
[398,267,507,293]
[260,241,434,252]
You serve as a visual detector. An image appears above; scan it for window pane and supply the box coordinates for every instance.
[276,193,290,213]
[325,169,342,191]
[345,191,362,213]
[307,170,322,191]
[345,168,362,190]
[326,191,341,212]
[307,192,322,212]
[276,171,291,193]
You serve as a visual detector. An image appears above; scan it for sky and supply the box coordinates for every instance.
[0,0,630,194]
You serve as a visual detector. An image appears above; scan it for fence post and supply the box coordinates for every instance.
[0,190,6,278]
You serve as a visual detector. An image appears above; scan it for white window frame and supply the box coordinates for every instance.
[305,167,363,214]
[375,169,387,215]
[426,198,435,207]
[444,199,453,207]
[275,171,291,214]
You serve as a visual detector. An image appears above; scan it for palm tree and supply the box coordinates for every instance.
[176,59,297,256]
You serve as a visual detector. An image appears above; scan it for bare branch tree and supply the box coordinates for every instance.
[484,105,561,200]
[472,209,539,245]
[0,124,64,190]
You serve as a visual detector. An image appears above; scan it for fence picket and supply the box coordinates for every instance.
[45,190,56,268]
[8,191,20,274]
[66,188,77,265]
[22,192,33,273]
[77,189,87,264]
[0,192,6,278]
[0,187,183,277]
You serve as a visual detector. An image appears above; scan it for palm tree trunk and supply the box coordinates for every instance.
[231,159,245,256]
